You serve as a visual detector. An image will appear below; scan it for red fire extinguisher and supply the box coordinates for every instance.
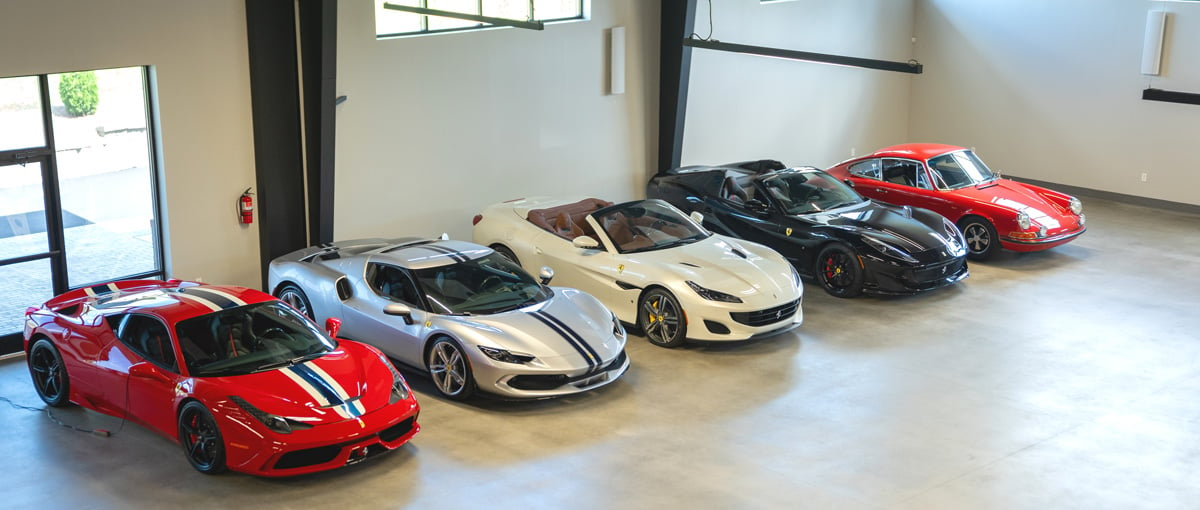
[238,188,254,224]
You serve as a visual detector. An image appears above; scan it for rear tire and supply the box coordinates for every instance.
[959,216,999,261]
[490,244,520,267]
[28,339,70,407]
[276,283,314,320]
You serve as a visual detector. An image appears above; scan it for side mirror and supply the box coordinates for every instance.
[383,304,414,325]
[538,266,555,285]
[324,317,342,337]
[572,236,600,249]
[689,211,705,225]
[129,362,170,383]
[843,179,855,188]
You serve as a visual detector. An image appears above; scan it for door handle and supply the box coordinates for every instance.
[874,188,887,193]
[535,247,543,254]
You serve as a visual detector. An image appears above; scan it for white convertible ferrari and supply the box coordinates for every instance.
[473,198,803,347]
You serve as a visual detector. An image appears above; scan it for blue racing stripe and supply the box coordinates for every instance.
[287,364,362,417]
[537,311,602,371]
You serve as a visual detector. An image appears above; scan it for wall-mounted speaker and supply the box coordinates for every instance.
[1141,10,1168,76]
[610,26,626,95]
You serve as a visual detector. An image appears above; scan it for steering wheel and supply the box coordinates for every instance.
[258,327,289,346]
[480,276,505,291]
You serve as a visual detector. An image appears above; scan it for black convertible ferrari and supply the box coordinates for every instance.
[647,160,969,297]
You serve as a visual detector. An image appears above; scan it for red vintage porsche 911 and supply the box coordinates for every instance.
[23,279,420,476]
[825,144,1086,260]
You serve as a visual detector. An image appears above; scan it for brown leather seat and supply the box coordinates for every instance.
[554,211,584,239]
[527,198,613,240]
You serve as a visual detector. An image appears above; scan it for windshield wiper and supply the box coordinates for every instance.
[254,352,324,373]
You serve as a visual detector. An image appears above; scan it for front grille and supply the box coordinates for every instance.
[275,445,341,469]
[911,259,964,283]
[507,350,627,391]
[730,299,800,327]
[379,416,416,443]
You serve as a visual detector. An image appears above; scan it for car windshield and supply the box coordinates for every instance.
[927,150,997,189]
[593,200,710,254]
[759,171,865,215]
[175,301,336,377]
[413,253,550,315]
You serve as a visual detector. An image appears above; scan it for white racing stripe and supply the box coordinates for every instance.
[280,366,353,420]
[172,293,223,312]
[191,287,248,307]
[306,362,367,417]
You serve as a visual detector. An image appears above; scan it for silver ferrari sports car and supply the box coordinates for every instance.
[267,238,629,400]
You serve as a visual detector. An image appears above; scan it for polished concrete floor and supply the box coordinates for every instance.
[1,195,1197,509]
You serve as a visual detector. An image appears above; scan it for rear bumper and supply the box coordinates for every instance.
[223,397,420,477]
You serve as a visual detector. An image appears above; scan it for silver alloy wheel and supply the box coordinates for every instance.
[640,290,684,347]
[278,285,311,318]
[963,223,991,254]
[428,341,469,397]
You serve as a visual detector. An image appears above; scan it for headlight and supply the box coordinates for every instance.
[229,396,312,435]
[611,312,625,338]
[685,280,743,303]
[1038,225,1048,238]
[1016,211,1031,230]
[478,345,537,364]
[861,236,917,263]
[1079,213,1086,226]
[1069,197,1082,215]
[789,265,802,289]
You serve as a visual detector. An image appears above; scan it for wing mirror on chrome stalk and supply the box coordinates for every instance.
[324,317,342,337]
[538,266,555,285]
[843,179,855,188]
[383,304,414,325]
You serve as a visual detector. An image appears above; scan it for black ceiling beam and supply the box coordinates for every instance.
[682,38,923,74]
[1143,88,1200,107]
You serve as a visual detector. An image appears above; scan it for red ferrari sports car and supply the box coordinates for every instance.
[23,279,420,477]
[826,144,1085,260]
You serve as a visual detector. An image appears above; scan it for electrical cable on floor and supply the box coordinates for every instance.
[0,395,120,438]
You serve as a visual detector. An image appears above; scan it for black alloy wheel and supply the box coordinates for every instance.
[815,244,865,298]
[427,337,476,401]
[276,283,314,319]
[178,401,227,474]
[29,339,70,407]
[959,217,999,261]
[638,288,687,348]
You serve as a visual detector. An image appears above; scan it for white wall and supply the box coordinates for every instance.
[911,0,1200,206]
[682,0,917,169]
[335,1,660,241]
[0,0,261,286]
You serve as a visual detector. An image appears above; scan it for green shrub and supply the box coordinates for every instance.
[59,71,99,116]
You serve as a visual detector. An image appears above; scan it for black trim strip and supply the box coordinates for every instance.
[1143,88,1200,107]
[180,288,240,309]
[682,38,923,74]
[615,280,642,291]
[530,311,596,370]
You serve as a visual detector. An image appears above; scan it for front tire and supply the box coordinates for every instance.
[426,337,476,401]
[815,244,865,298]
[959,216,999,261]
[276,283,314,319]
[28,338,70,407]
[638,288,687,348]
[178,401,227,474]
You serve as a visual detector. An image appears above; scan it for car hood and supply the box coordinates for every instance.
[794,201,957,254]
[207,343,393,425]
[633,236,798,303]
[440,288,624,365]
[951,179,1070,225]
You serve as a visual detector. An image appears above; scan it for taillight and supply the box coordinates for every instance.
[472,214,483,225]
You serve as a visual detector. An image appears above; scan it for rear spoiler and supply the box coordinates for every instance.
[722,159,787,174]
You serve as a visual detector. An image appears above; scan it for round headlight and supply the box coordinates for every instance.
[1016,211,1031,230]
[1069,197,1082,215]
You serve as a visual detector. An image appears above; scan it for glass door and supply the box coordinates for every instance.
[0,159,59,352]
